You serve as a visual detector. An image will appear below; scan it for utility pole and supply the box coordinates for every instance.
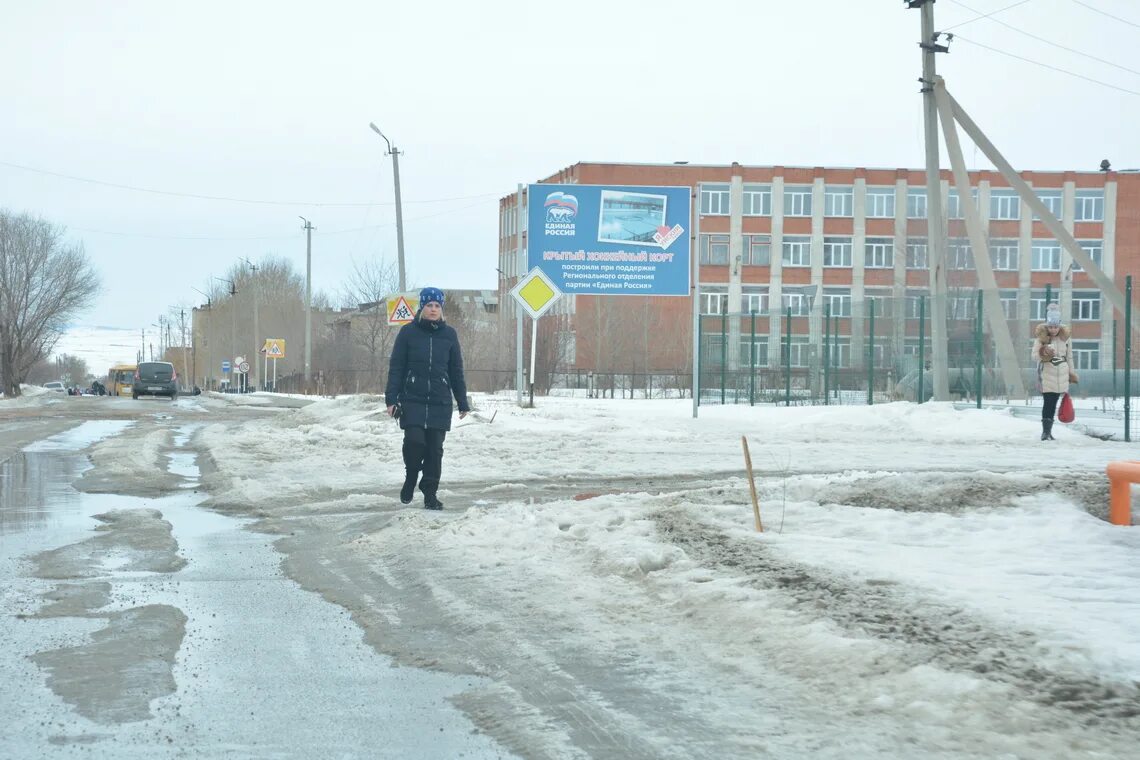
[300,217,314,388]
[912,0,951,401]
[243,257,260,392]
[369,123,406,292]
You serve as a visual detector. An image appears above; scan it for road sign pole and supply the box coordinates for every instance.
[529,316,538,407]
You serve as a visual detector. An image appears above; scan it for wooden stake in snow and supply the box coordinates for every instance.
[741,436,763,532]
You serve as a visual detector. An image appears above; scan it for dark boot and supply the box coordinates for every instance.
[400,439,424,504]
[1041,419,1054,441]
[420,434,444,510]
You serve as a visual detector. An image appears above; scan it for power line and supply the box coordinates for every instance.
[953,34,1140,96]
[68,198,495,242]
[0,159,500,207]
[1070,0,1140,29]
[942,0,1033,31]
[948,0,1140,77]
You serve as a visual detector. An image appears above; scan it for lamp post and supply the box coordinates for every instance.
[369,122,406,292]
[215,277,236,391]
[299,217,313,389]
[243,257,260,392]
[192,287,211,389]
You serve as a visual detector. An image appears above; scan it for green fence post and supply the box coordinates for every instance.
[1113,318,1118,400]
[785,306,792,407]
[975,290,983,410]
[1125,276,1132,443]
[824,303,831,406]
[720,312,727,405]
[696,314,702,407]
[833,312,839,402]
[919,295,926,404]
[867,299,875,406]
[750,311,756,406]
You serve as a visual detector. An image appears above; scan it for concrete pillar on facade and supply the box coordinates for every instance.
[1017,181,1034,353]
[728,174,744,370]
[1102,180,1118,364]
[769,176,785,367]
[851,178,867,369]
[893,179,908,371]
[809,177,825,393]
[1062,180,1077,318]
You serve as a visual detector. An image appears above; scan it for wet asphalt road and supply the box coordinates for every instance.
[0,398,518,759]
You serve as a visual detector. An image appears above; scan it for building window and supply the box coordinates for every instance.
[864,291,894,318]
[702,290,729,315]
[905,291,930,318]
[780,292,812,317]
[949,296,976,321]
[947,188,977,220]
[738,289,766,316]
[906,239,928,269]
[1000,290,1018,319]
[824,186,853,217]
[700,184,730,215]
[743,184,772,216]
[823,236,853,267]
[787,337,812,367]
[745,235,771,266]
[700,234,730,265]
[1073,239,1103,272]
[1032,240,1061,271]
[825,339,851,368]
[1074,190,1104,222]
[782,236,811,267]
[989,239,1019,271]
[784,186,813,217]
[1035,189,1063,221]
[907,189,927,219]
[822,289,851,317]
[1072,341,1100,370]
[866,188,895,219]
[948,239,973,269]
[1072,291,1101,321]
[740,337,769,366]
[1029,291,1053,321]
[989,189,1020,220]
[864,237,894,269]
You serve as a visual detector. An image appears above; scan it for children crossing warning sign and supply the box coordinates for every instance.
[387,294,418,325]
[261,338,286,358]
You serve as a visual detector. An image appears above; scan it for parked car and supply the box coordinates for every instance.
[132,362,178,400]
[42,381,65,392]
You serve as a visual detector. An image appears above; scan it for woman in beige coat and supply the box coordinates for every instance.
[1031,303,1073,440]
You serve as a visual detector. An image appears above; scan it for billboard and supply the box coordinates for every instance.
[527,184,691,296]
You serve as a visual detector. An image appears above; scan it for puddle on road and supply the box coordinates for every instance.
[1,421,133,537]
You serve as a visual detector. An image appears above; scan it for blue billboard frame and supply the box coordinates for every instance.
[527,183,691,296]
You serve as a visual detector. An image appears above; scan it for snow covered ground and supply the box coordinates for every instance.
[189,392,1140,758]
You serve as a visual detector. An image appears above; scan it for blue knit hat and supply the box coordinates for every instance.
[419,287,444,307]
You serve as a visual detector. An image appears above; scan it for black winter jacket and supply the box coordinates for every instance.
[385,314,469,431]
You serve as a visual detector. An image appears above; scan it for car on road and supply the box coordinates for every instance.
[42,381,65,392]
[132,362,178,400]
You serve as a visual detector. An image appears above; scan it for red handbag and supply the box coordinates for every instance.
[1058,392,1075,423]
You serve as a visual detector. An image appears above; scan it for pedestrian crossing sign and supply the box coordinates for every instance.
[387,294,418,326]
[262,338,286,358]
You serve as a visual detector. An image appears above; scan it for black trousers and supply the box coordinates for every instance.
[1041,392,1060,421]
[402,427,446,495]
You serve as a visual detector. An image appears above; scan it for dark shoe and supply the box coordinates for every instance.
[1042,419,1054,441]
[399,474,417,504]
[423,495,443,510]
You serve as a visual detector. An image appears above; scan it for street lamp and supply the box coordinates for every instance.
[214,276,236,391]
[243,257,260,392]
[369,122,407,292]
[191,287,212,389]
[299,217,314,388]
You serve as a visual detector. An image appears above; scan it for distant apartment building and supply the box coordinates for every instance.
[499,162,1136,375]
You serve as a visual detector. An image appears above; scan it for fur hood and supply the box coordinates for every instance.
[1035,323,1070,341]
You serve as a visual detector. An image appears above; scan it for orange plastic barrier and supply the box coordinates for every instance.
[1105,461,1140,526]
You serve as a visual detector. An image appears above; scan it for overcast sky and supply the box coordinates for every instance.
[2,0,1137,335]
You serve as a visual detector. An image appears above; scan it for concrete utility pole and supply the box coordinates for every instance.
[243,258,260,392]
[369,123,407,292]
[300,217,314,387]
[516,183,525,406]
[913,0,951,401]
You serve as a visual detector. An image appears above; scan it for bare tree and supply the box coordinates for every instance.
[0,211,99,397]
[26,353,89,387]
[339,257,400,382]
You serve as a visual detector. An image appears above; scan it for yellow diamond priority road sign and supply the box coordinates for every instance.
[509,267,562,319]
